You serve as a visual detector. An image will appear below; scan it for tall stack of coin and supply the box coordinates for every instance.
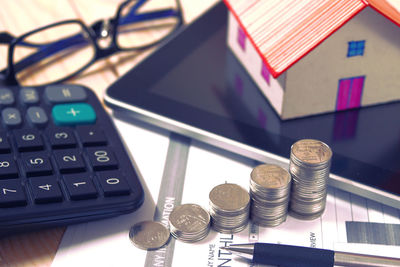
[209,183,250,233]
[168,203,211,243]
[289,139,332,220]
[250,164,291,227]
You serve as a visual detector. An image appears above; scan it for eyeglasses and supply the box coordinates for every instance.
[0,0,183,87]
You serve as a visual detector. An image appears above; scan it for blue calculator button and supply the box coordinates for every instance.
[0,179,27,207]
[52,103,96,126]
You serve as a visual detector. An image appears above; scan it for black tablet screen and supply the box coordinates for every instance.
[107,3,400,198]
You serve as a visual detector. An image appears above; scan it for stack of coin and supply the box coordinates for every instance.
[289,139,332,220]
[168,203,211,242]
[209,183,250,233]
[250,164,291,227]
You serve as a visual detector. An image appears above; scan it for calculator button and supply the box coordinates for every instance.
[2,108,21,127]
[47,127,77,149]
[96,171,130,197]
[0,180,27,207]
[0,155,18,179]
[53,149,86,174]
[19,88,39,105]
[63,173,97,200]
[14,129,44,152]
[30,176,63,204]
[76,125,107,146]
[0,132,11,154]
[86,147,118,171]
[21,153,53,177]
[26,107,48,126]
[44,84,87,103]
[52,103,96,126]
[0,88,15,106]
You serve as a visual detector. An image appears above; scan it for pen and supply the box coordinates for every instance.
[221,243,400,267]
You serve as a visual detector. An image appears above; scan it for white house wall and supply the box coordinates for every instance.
[227,12,285,116]
[284,6,400,119]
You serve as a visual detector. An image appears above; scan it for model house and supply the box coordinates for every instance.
[224,0,400,119]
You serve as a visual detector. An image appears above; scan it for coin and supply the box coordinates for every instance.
[129,221,170,250]
[251,164,291,189]
[209,183,250,233]
[169,203,211,242]
[209,183,250,212]
[249,164,291,227]
[291,139,332,165]
[289,139,332,220]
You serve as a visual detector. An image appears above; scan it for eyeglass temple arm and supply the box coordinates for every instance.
[0,31,57,48]
[119,8,181,25]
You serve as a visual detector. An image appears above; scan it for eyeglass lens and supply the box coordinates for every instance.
[116,0,181,49]
[13,23,95,87]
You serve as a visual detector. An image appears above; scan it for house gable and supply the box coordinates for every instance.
[224,0,400,79]
[282,6,400,119]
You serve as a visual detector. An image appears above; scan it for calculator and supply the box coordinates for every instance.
[0,84,144,234]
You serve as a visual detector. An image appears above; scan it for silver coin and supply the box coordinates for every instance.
[251,164,291,189]
[289,139,332,219]
[291,139,332,165]
[129,221,170,250]
[249,164,291,227]
[209,183,250,212]
[169,204,210,233]
[209,183,250,233]
[169,203,210,242]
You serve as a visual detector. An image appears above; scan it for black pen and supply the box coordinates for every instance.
[221,243,400,267]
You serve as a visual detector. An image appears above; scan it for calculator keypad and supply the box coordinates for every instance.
[30,176,63,204]
[21,153,53,177]
[63,173,98,200]
[26,106,48,126]
[19,88,39,105]
[77,125,107,146]
[0,179,27,207]
[0,132,11,154]
[96,171,130,197]
[0,156,19,179]
[53,149,86,174]
[0,84,144,232]
[86,147,118,171]
[14,129,44,152]
[47,127,77,149]
[2,108,22,126]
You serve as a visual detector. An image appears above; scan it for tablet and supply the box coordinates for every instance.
[105,2,400,209]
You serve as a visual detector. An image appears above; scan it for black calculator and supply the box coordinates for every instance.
[0,84,144,234]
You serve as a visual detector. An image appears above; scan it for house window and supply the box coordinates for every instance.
[237,26,246,51]
[347,40,365,57]
[261,62,270,85]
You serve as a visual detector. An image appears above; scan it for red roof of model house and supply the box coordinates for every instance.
[223,0,400,78]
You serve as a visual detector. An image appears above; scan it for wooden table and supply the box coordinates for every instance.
[0,1,218,265]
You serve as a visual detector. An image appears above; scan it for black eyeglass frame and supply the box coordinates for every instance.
[1,0,183,86]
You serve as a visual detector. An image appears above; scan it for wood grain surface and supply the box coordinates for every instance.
[0,0,218,266]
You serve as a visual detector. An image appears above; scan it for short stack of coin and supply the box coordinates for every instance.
[250,164,291,227]
[129,221,170,250]
[168,203,211,242]
[289,139,332,220]
[209,183,250,233]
